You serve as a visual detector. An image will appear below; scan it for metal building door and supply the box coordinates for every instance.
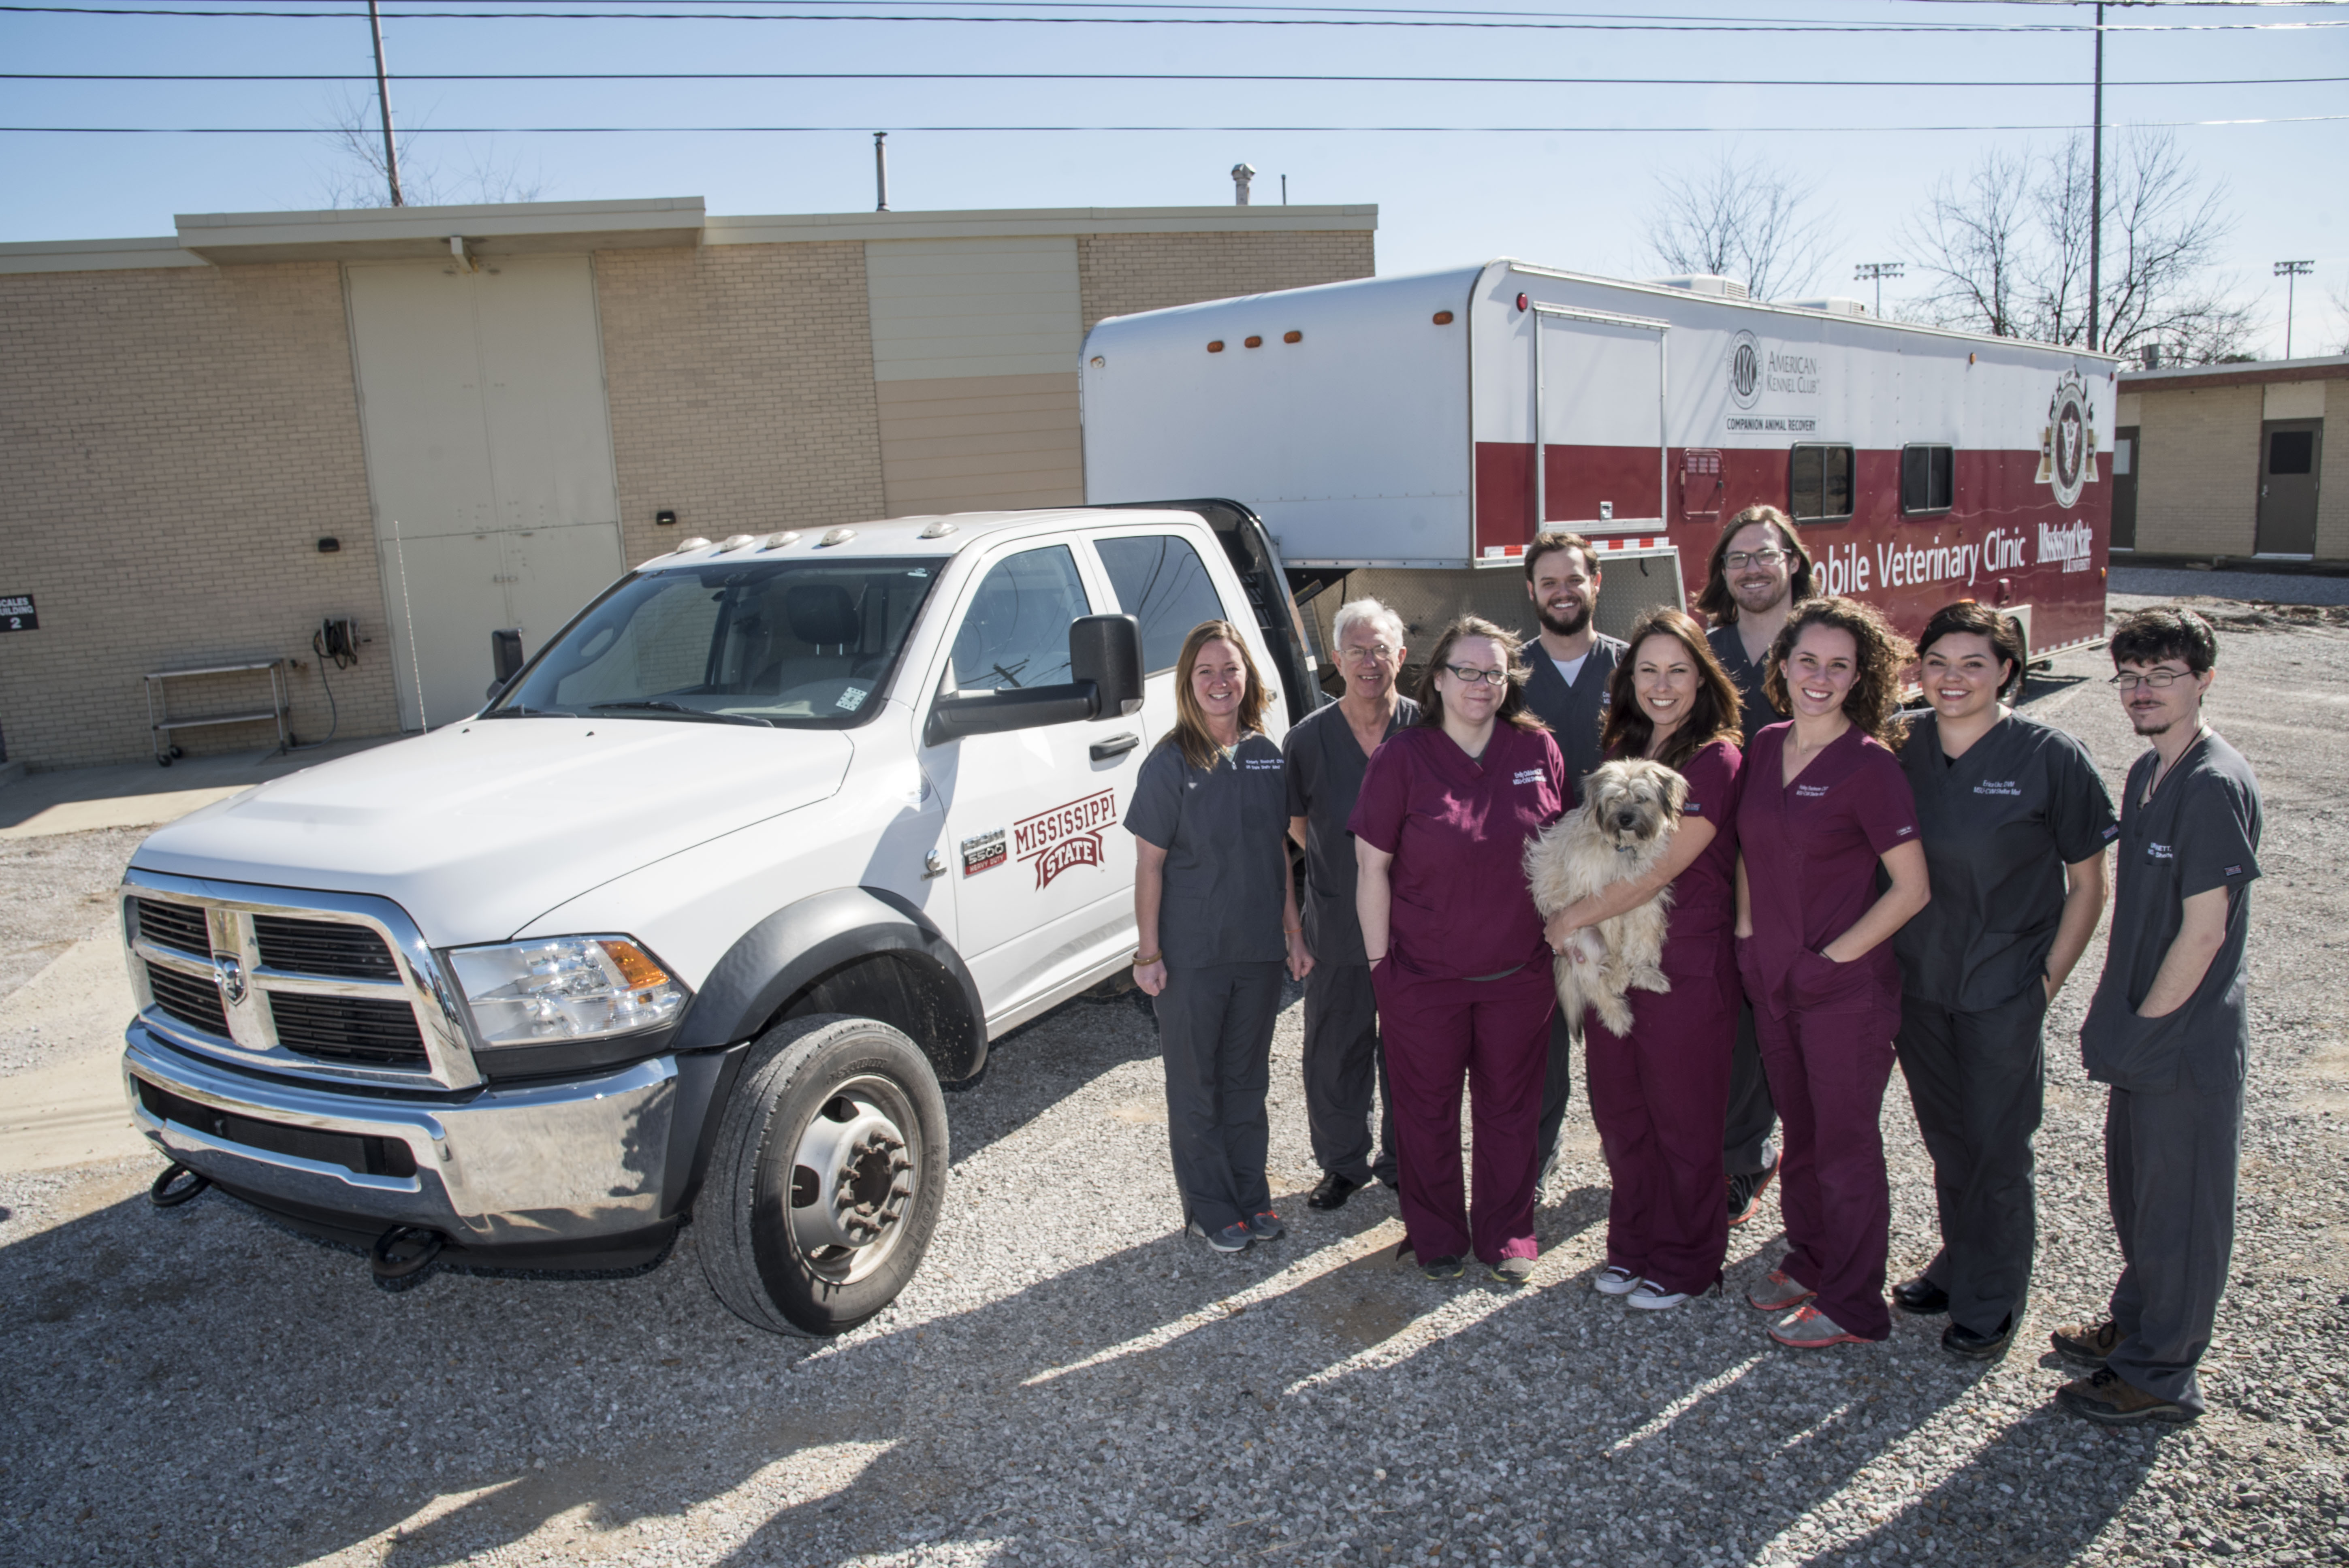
[2111,425,2140,550]
[347,255,625,728]
[2255,420,2321,557]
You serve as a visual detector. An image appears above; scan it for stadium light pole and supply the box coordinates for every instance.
[1854,261,1903,319]
[2274,260,2313,359]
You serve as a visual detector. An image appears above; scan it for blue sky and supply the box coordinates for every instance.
[4,0,2344,355]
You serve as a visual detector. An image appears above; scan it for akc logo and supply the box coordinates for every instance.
[1726,331,1762,411]
[1013,790,1118,890]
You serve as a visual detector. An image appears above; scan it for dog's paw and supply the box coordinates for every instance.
[1630,966,1671,994]
[1595,996,1634,1035]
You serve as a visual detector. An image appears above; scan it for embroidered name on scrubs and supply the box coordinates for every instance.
[1795,783,1831,798]
[1974,779,2023,797]
[1244,756,1284,772]
[1512,768,1545,786]
[2148,843,2174,860]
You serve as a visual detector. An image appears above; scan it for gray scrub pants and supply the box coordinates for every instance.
[1157,961,1285,1233]
[1724,1003,1778,1177]
[1895,983,2046,1336]
[1301,962,1399,1187]
[2104,1075,2244,1416]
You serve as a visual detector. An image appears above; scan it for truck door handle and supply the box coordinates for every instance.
[1090,732,1141,761]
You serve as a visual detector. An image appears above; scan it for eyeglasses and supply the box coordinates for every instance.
[1723,548,1788,570]
[2108,669,2195,690]
[1442,662,1511,687]
[1338,642,1400,663]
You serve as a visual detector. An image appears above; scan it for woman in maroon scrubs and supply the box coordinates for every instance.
[1351,616,1569,1284]
[1544,607,1745,1311]
[1735,597,1931,1348]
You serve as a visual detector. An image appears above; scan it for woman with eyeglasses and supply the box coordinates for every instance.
[1350,616,1570,1284]
[1889,602,2115,1359]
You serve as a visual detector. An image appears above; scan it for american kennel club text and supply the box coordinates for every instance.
[1016,791,1119,889]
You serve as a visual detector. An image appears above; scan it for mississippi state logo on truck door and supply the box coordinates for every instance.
[2036,370,2098,509]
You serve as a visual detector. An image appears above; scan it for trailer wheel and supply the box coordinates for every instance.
[698,1013,948,1337]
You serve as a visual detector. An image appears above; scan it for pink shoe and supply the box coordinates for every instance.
[1768,1303,1870,1349]
[1745,1268,1816,1312]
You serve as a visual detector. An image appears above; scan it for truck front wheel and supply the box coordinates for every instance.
[698,1013,949,1336]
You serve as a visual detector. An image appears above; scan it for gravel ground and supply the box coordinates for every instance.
[2,594,2346,1568]
[2108,568,2349,610]
[0,826,147,1005]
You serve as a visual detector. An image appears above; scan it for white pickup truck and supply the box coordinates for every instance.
[118,502,1318,1335]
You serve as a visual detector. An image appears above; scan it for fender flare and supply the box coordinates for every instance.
[671,886,986,1082]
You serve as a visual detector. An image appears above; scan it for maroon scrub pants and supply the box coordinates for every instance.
[1373,959,1556,1265]
[1746,958,1901,1341]
[1583,949,1738,1296]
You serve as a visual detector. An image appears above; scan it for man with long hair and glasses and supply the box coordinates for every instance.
[1518,531,1629,1188]
[1126,621,1314,1254]
[1286,598,1419,1211]
[1698,505,1819,1232]
[2056,608,2260,1426]
[1351,617,1568,1284]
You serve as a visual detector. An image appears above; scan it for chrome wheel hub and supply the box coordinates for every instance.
[787,1079,918,1284]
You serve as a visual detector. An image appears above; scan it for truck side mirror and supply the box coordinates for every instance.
[485,628,525,702]
[1070,614,1144,718]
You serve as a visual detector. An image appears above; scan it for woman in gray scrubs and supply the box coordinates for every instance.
[1127,620,1312,1254]
[1892,602,2116,1358]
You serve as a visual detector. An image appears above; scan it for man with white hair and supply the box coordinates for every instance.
[1285,597,1420,1209]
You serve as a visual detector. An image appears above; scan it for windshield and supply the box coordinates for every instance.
[491,557,947,727]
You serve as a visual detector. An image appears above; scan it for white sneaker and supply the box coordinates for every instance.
[1593,1265,1641,1297]
[1626,1280,1691,1311]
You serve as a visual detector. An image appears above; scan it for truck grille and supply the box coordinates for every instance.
[133,898,211,958]
[145,961,230,1037]
[265,992,429,1067]
[252,915,403,981]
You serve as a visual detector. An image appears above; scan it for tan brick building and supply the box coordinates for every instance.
[2113,354,2347,564]
[0,197,1375,769]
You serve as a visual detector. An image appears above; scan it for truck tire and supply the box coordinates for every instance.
[698,1012,949,1336]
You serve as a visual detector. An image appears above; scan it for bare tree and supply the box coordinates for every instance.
[1643,149,1832,301]
[316,93,548,209]
[1900,128,2251,364]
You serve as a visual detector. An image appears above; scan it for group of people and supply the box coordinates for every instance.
[1122,506,2260,1429]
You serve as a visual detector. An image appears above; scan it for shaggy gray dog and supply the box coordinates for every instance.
[1524,758,1689,1036]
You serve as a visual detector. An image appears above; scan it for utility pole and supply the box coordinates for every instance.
[2087,0,2104,350]
[2274,260,2314,358]
[874,132,890,212]
[1854,261,1903,318]
[366,0,403,207]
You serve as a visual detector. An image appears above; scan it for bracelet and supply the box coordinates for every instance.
[1285,927,1301,936]
[1133,951,1162,966]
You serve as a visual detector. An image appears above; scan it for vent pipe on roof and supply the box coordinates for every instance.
[874,132,890,213]
[1231,163,1255,206]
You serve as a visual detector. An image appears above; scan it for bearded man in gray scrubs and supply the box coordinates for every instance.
[1286,598,1419,1210]
[2058,608,2261,1425]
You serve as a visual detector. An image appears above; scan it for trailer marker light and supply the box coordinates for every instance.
[1208,340,1225,353]
[1284,331,1303,344]
[1433,311,1454,325]
[1245,336,1263,349]
[1090,356,1105,367]
[1516,293,1529,311]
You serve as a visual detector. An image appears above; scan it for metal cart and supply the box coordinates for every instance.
[143,658,291,766]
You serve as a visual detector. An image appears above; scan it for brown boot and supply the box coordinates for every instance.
[2050,1318,2122,1367]
[2057,1366,2193,1426]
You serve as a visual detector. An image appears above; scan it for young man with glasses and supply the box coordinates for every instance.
[2057,608,2262,1426]
[1285,599,1419,1210]
[1519,531,1626,1184]
[1696,506,1820,1227]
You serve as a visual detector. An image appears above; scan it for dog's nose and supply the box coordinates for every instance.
[1614,812,1637,829]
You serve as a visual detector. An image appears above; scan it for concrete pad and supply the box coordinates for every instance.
[0,736,395,836]
[0,786,252,839]
[0,926,147,1173]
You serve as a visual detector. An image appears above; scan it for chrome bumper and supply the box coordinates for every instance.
[123,1022,679,1247]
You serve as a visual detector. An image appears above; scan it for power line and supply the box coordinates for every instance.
[10,69,2342,84]
[8,114,2342,130]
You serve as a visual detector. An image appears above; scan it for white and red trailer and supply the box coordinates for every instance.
[1081,260,2117,663]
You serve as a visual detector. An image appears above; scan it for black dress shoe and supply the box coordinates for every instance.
[1307,1172,1363,1211]
[1892,1276,1950,1316]
[1941,1316,2015,1360]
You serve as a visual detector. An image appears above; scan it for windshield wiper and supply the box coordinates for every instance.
[588,700,773,728]
[479,704,573,719]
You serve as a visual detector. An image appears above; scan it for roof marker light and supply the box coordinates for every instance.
[718,534,755,551]
[818,528,857,547]
[1516,292,1529,311]
[919,520,958,539]
[1283,330,1303,344]
[677,536,712,551]
[1244,335,1263,348]
[1208,340,1225,353]
[758,531,801,550]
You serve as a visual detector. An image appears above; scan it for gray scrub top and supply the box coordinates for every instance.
[1894,712,2119,1011]
[1125,732,1290,968]
[1281,695,1421,966]
[1705,622,1775,747]
[1522,634,1624,787]
[2081,730,2263,1094]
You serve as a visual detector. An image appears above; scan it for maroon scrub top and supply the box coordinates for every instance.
[1736,721,1920,1020]
[1348,722,1570,981]
[1610,737,1744,973]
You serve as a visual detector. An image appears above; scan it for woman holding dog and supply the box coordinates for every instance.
[1734,597,1931,1349]
[1543,607,1747,1311]
[1352,617,1570,1284]
[1891,602,2114,1360]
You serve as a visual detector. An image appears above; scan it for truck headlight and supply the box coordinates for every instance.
[448,936,689,1050]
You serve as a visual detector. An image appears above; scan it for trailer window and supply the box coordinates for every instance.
[1096,533,1227,676]
[1901,444,1955,515]
[1790,444,1854,523]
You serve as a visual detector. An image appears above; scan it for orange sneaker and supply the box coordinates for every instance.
[1768,1303,1870,1349]
[1745,1268,1815,1312]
